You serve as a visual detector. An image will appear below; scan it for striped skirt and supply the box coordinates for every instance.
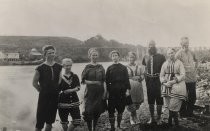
[161,82,187,101]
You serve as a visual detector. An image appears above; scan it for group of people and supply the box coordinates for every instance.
[32,36,197,131]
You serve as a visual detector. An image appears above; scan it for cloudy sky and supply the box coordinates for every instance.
[0,0,209,47]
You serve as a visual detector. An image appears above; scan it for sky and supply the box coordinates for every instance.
[0,0,209,47]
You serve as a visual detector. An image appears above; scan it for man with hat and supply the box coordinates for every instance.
[142,40,166,125]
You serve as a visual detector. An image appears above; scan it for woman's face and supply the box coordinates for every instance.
[90,51,99,62]
[63,61,72,72]
[111,53,120,63]
[45,49,56,60]
[129,54,136,64]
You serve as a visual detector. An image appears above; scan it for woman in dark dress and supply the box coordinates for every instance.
[32,45,62,131]
[81,48,106,131]
[106,50,131,131]
[58,58,81,131]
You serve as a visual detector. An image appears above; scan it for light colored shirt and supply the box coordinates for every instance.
[151,56,153,75]
[175,49,197,83]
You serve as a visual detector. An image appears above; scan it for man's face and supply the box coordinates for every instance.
[181,39,189,51]
[45,49,56,59]
[148,45,156,55]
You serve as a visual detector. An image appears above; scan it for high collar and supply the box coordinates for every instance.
[44,61,56,66]
[128,63,136,66]
[167,58,176,63]
[63,72,73,78]
[181,48,190,53]
[149,53,157,57]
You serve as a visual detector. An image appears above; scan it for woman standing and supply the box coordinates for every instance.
[160,48,187,126]
[58,58,81,131]
[126,52,144,125]
[106,50,131,131]
[81,48,106,131]
[32,45,62,131]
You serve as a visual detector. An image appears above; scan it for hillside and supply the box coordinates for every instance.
[0,35,145,63]
[0,36,83,51]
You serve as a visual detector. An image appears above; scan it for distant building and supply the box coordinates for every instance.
[29,48,42,60]
[0,51,20,61]
[5,53,20,61]
[0,51,6,59]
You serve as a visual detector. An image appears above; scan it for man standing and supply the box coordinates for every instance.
[142,40,166,124]
[175,37,197,117]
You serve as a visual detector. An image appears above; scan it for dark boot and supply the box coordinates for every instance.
[173,112,179,126]
[179,101,187,117]
[109,117,115,131]
[44,124,52,131]
[204,105,210,114]
[147,104,155,124]
[87,121,92,131]
[93,117,99,131]
[61,123,68,131]
[117,114,122,128]
[35,128,41,131]
[130,111,136,125]
[157,105,162,125]
[67,123,75,131]
[168,111,173,127]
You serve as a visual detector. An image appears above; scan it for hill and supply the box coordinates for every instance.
[0,35,145,63]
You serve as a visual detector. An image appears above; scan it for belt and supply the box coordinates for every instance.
[145,73,160,77]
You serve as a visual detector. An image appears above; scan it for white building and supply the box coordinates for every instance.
[6,53,20,61]
[0,52,20,61]
[0,51,6,59]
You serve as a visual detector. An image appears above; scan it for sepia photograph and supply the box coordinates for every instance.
[0,0,210,131]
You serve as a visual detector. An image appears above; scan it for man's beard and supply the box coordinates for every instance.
[148,47,157,55]
[182,46,189,52]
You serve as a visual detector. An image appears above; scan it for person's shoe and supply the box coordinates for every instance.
[179,114,188,120]
[168,116,172,127]
[45,124,52,131]
[187,113,196,118]
[147,117,155,124]
[35,128,41,131]
[156,117,162,125]
[134,117,140,124]
[204,105,210,114]
[110,127,115,131]
[167,123,173,127]
[61,123,68,131]
[130,117,135,125]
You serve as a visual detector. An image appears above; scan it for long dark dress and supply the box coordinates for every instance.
[81,64,105,120]
[35,63,62,129]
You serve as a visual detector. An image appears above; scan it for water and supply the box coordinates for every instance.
[0,62,113,130]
